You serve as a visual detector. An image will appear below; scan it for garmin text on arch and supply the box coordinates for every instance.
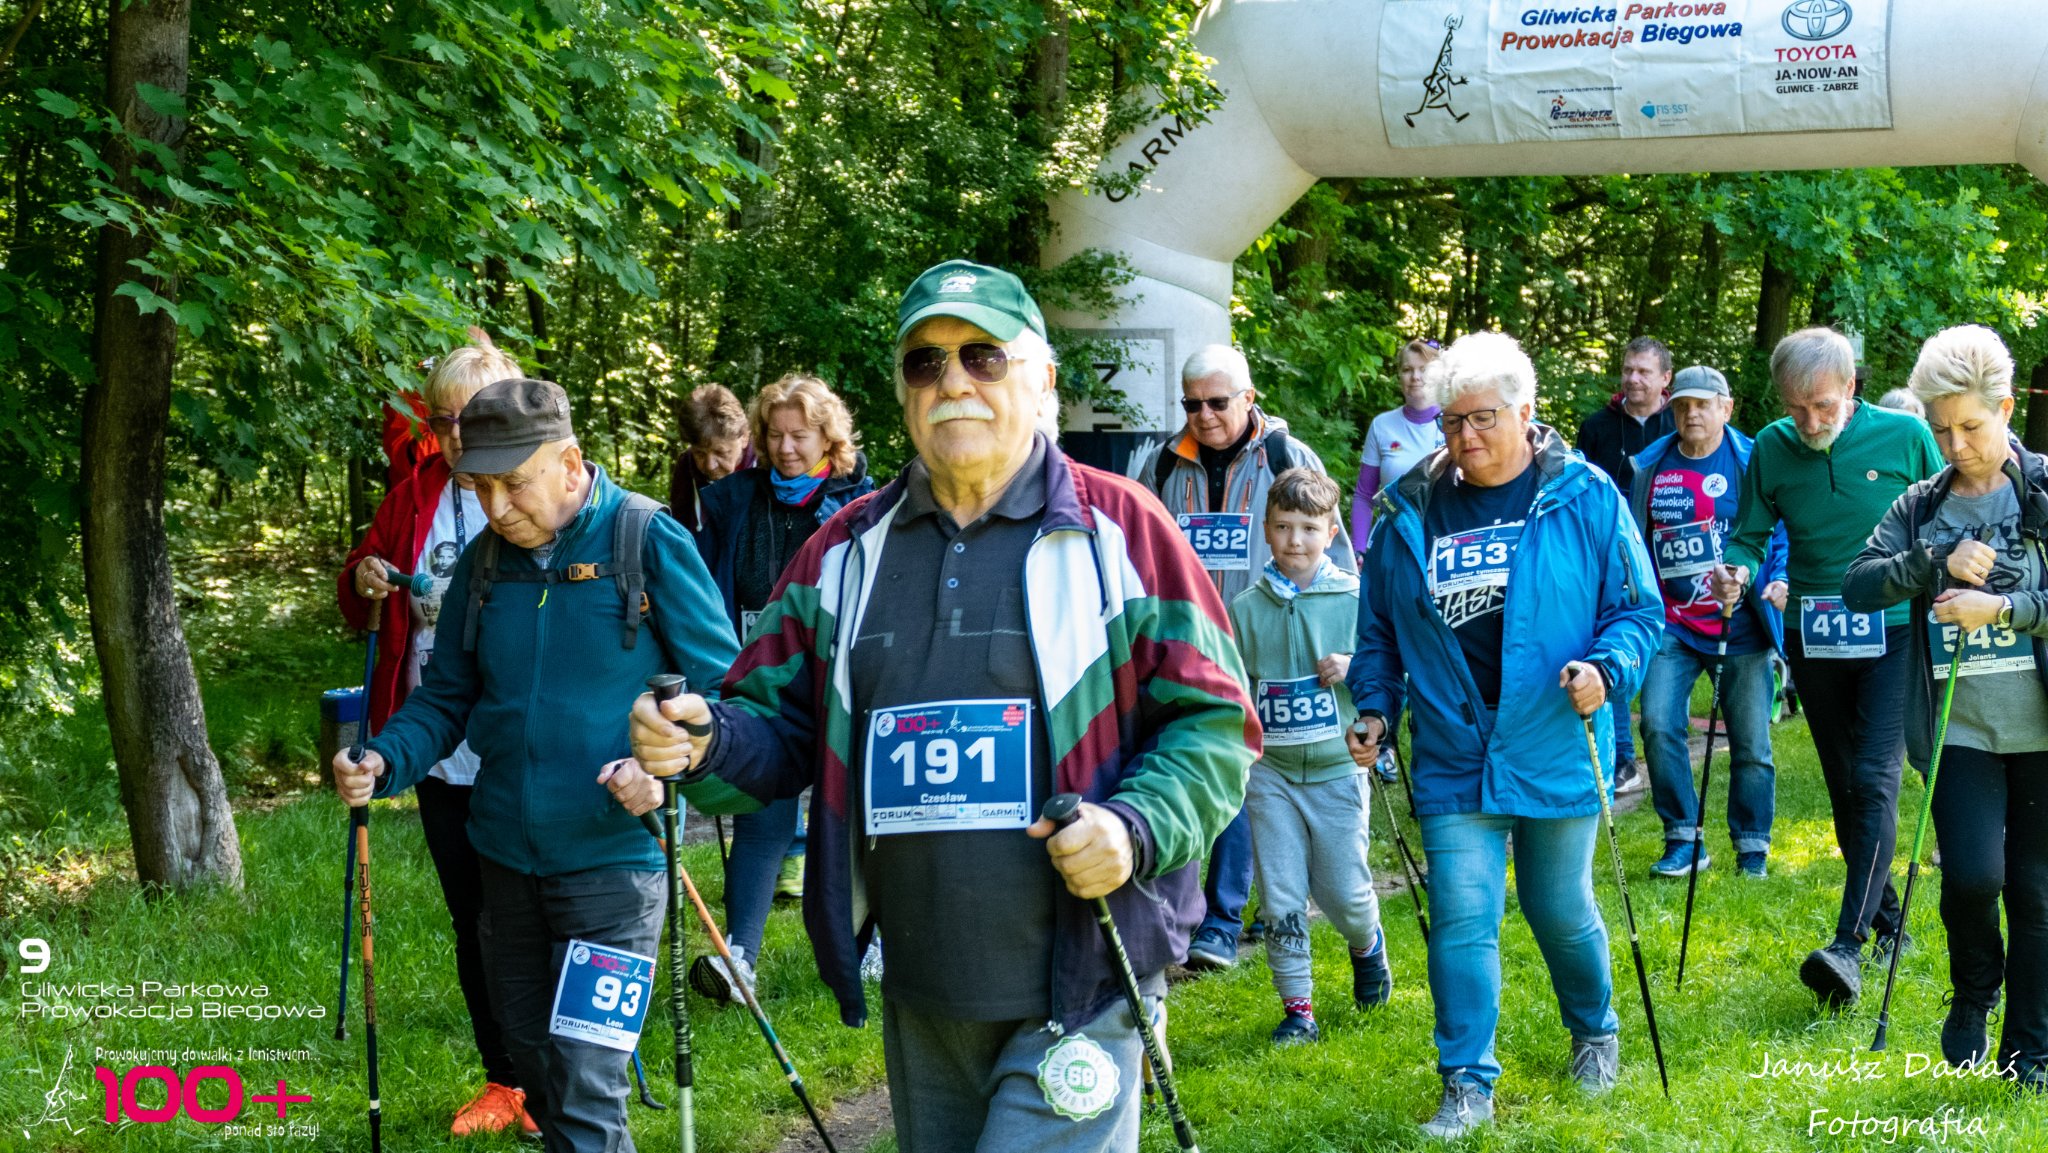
[1103,114,1202,204]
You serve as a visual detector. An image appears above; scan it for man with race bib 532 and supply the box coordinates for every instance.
[1711,327,1944,1008]
[1629,365,1788,881]
[1134,345,1353,972]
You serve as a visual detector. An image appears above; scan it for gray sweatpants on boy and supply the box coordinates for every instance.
[882,982,1162,1152]
[1246,763,1383,1000]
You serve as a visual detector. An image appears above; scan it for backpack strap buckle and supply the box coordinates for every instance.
[565,563,601,581]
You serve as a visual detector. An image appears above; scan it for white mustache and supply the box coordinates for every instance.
[928,398,996,424]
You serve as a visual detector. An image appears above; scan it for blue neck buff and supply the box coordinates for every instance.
[771,459,831,506]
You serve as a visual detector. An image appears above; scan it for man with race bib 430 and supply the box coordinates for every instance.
[1711,327,1943,1008]
[1628,365,1788,881]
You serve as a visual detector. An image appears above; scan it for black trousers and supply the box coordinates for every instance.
[1786,628,1907,946]
[1932,745,2048,1074]
[417,775,519,1087]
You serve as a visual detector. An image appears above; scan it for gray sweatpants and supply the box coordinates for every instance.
[1246,763,1383,1000]
[881,987,1161,1153]
[478,859,665,1153]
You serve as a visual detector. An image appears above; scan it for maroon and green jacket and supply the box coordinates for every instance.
[679,439,1257,1029]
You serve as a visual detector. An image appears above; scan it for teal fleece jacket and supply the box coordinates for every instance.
[369,465,739,876]
[1229,564,1361,783]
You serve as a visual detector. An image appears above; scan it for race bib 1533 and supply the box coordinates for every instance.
[1255,676,1342,746]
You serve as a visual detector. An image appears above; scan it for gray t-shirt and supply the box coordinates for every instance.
[1924,481,2048,753]
[851,442,1059,1021]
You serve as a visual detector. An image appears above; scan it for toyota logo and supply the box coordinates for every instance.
[1782,0,1852,41]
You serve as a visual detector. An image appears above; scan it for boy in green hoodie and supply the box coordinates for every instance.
[1230,469,1392,1045]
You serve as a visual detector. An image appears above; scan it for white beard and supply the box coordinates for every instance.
[1797,410,1851,451]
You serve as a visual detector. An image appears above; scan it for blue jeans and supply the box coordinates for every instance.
[1420,811,1617,1092]
[1641,634,1776,854]
[1608,695,1636,765]
[1199,805,1254,937]
[724,794,806,959]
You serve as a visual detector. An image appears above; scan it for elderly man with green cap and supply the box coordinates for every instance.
[334,377,738,1153]
[624,260,1255,1150]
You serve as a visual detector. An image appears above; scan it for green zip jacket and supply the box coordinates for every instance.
[368,465,739,876]
[1723,401,1942,628]
[1229,564,1361,783]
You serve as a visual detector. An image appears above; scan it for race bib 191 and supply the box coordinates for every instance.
[864,699,1033,835]
[1255,676,1342,746]
[548,939,655,1052]
[1177,512,1254,572]
[1651,518,1720,580]
[1429,520,1524,596]
[1931,617,2029,680]
[1800,597,1886,660]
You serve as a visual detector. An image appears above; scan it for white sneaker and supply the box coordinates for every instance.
[687,948,756,1005]
[1420,1075,1493,1140]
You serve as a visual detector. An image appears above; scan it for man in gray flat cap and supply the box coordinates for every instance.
[334,377,738,1152]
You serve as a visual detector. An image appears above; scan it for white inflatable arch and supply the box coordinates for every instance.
[1047,0,2048,462]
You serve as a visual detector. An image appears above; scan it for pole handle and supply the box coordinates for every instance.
[1041,793,1083,829]
[648,674,712,737]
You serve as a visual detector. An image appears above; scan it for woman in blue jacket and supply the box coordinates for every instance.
[693,373,874,1000]
[1347,332,1663,1139]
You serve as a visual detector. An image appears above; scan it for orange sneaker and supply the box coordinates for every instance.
[451,1082,527,1136]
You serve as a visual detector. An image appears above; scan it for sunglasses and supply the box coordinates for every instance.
[1181,391,1249,415]
[899,342,1011,389]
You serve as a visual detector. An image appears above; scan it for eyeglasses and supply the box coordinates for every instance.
[1437,403,1512,435]
[427,414,460,434]
[899,342,1011,389]
[1181,391,1249,415]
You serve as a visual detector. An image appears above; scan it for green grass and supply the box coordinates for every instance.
[4,509,2042,1150]
[1142,714,2046,1152]
[0,800,884,1152]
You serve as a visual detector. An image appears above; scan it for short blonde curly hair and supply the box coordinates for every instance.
[423,341,523,412]
[750,374,859,474]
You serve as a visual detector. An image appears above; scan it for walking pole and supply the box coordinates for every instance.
[1360,722,1429,943]
[1676,603,1736,992]
[355,797,384,1152]
[633,1052,667,1110]
[1576,682,1671,1098]
[645,674,716,1153]
[335,617,381,1039]
[1872,642,1963,1052]
[1042,794,1200,1153]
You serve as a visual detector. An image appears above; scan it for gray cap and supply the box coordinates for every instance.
[1669,365,1731,402]
[451,377,576,476]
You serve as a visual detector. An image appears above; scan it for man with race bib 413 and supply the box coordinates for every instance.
[1712,327,1943,1008]
[1628,365,1788,880]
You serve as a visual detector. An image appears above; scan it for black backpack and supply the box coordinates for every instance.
[1153,427,1298,497]
[460,492,665,652]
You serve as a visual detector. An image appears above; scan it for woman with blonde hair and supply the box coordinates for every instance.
[1846,325,2048,1084]
[337,334,539,1136]
[692,373,874,1000]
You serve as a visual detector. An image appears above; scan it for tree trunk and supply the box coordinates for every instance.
[2024,362,2048,456]
[82,0,241,893]
[1632,220,1678,339]
[346,450,369,538]
[1010,0,1068,266]
[525,284,551,371]
[1753,250,1794,357]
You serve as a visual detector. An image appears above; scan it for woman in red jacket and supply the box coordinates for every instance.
[337,339,536,1137]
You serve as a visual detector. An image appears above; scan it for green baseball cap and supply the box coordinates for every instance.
[895,260,1048,345]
